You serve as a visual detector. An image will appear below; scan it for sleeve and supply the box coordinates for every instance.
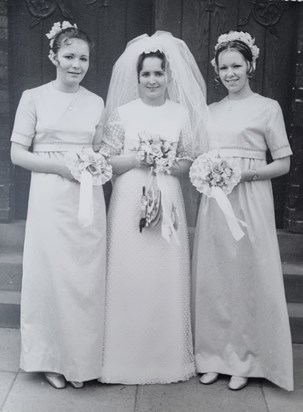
[92,98,105,152]
[176,109,193,159]
[11,90,36,147]
[265,100,292,160]
[99,108,125,157]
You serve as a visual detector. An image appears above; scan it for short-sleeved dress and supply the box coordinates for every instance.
[11,81,106,382]
[100,98,195,384]
[193,93,293,391]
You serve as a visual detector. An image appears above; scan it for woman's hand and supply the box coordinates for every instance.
[170,159,192,177]
[56,163,76,181]
[130,152,151,169]
[108,151,151,176]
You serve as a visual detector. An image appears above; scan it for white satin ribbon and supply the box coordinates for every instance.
[78,170,94,228]
[156,173,180,244]
[210,186,247,241]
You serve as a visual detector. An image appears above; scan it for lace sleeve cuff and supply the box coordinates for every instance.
[100,109,125,157]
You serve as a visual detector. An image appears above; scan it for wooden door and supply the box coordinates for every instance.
[155,0,299,228]
[8,0,154,218]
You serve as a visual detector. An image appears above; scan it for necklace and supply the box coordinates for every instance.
[51,81,80,111]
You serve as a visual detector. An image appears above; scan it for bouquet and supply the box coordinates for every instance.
[190,151,246,241]
[65,147,112,186]
[136,131,177,174]
[136,132,179,243]
[65,147,112,227]
[189,151,241,197]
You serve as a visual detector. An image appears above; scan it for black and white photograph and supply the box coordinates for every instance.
[0,0,302,411]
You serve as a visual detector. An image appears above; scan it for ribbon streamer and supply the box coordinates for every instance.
[78,169,94,228]
[156,173,180,245]
[210,186,247,241]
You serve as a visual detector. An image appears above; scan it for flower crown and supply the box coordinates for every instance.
[46,21,78,49]
[211,31,260,68]
[46,21,78,64]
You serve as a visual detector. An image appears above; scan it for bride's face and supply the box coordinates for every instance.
[138,57,167,105]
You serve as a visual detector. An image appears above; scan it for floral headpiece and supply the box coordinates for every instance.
[211,31,260,69]
[46,21,77,63]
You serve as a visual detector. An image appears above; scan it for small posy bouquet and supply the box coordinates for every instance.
[136,131,177,174]
[65,148,112,227]
[136,132,179,243]
[190,151,246,241]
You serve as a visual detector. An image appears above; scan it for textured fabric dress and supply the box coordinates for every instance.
[100,98,195,384]
[193,93,293,391]
[11,81,106,382]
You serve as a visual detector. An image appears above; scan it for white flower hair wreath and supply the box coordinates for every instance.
[45,21,78,64]
[211,31,260,70]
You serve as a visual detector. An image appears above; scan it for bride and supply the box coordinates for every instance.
[100,32,208,384]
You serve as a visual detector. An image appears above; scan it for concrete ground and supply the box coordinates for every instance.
[0,329,302,412]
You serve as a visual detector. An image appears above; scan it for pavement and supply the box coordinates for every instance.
[0,329,302,412]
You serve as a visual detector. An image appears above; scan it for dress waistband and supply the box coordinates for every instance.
[208,147,267,160]
[33,142,92,152]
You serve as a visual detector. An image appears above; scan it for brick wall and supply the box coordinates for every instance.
[0,0,13,222]
[285,6,303,233]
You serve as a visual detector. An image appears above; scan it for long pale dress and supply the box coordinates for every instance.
[11,82,106,382]
[193,93,293,391]
[100,98,195,384]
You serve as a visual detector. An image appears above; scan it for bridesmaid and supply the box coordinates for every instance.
[193,31,293,391]
[10,21,106,389]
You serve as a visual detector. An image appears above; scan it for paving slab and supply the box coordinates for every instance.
[263,387,303,412]
[293,344,303,390]
[0,329,20,372]
[3,373,136,412]
[135,377,267,412]
[0,371,17,410]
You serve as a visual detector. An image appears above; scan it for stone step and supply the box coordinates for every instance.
[288,302,303,344]
[0,291,20,328]
[283,262,303,303]
[0,252,22,291]
[0,220,25,253]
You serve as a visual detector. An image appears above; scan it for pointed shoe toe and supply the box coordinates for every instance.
[45,372,66,389]
[199,372,219,385]
[228,376,248,391]
[70,381,84,389]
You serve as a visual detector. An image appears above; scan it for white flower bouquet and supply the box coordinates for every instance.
[136,132,179,243]
[189,151,241,197]
[136,131,177,174]
[190,151,246,241]
[65,148,112,227]
[65,147,112,186]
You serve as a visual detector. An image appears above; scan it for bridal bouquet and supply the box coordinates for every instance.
[136,131,177,174]
[65,148,112,227]
[190,151,246,241]
[136,132,179,243]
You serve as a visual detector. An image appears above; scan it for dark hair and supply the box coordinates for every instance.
[52,27,93,54]
[214,39,254,75]
[136,50,166,82]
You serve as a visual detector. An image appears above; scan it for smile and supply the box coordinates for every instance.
[226,79,238,84]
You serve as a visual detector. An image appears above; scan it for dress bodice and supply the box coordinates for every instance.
[101,99,192,157]
[11,82,104,152]
[208,93,292,160]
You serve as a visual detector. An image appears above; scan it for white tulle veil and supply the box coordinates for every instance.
[104,31,210,155]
